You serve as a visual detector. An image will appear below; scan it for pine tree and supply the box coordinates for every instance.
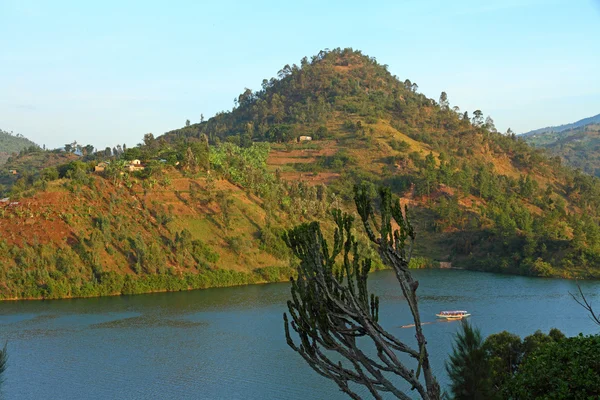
[446,321,495,400]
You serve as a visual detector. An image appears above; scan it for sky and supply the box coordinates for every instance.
[1,0,599,150]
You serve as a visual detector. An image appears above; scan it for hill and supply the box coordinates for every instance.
[2,48,600,300]
[522,113,600,146]
[522,115,600,177]
[0,148,81,196]
[0,129,38,165]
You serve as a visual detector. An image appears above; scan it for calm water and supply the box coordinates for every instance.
[0,269,599,399]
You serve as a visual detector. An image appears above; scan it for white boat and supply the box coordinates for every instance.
[436,310,470,320]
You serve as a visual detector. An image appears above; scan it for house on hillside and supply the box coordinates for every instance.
[8,169,17,175]
[94,162,109,172]
[126,159,144,172]
[298,136,312,142]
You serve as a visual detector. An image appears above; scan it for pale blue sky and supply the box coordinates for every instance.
[1,0,599,149]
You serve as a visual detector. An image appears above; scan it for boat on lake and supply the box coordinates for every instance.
[436,310,470,320]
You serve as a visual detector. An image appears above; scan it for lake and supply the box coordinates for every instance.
[0,269,599,399]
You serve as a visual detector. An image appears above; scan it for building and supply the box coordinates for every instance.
[8,169,17,175]
[298,136,312,142]
[126,160,144,172]
[94,162,109,172]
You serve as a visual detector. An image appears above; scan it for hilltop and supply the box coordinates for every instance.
[2,48,600,300]
[0,129,38,165]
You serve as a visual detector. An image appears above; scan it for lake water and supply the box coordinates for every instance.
[0,269,599,399]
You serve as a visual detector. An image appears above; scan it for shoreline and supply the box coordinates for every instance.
[1,262,596,302]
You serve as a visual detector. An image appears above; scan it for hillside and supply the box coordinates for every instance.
[0,148,80,196]
[2,48,600,300]
[0,129,38,165]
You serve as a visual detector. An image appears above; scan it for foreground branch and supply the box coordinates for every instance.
[282,186,440,399]
[570,282,600,327]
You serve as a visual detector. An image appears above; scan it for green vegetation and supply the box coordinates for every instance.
[446,322,600,399]
[0,136,341,299]
[446,321,494,399]
[509,334,600,399]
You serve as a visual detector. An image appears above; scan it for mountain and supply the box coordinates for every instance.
[521,113,600,146]
[2,48,600,300]
[0,129,38,165]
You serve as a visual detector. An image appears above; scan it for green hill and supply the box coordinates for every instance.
[0,129,38,165]
[2,48,600,300]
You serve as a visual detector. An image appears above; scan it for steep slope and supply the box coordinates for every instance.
[2,48,600,300]
[0,129,38,165]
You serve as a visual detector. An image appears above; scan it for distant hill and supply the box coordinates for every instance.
[522,114,600,177]
[0,148,81,193]
[3,48,600,300]
[0,129,38,165]
[522,113,600,146]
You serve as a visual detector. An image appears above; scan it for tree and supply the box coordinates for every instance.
[216,191,234,230]
[186,119,191,127]
[446,321,495,400]
[482,331,522,394]
[484,116,496,132]
[509,334,600,399]
[283,186,440,400]
[439,92,449,111]
[472,110,484,127]
[423,152,437,197]
[184,146,198,173]
[143,133,155,148]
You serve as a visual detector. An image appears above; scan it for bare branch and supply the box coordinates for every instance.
[570,282,600,327]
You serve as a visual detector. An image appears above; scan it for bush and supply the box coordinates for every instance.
[313,126,329,139]
[509,334,600,399]
[389,139,410,152]
[408,256,435,269]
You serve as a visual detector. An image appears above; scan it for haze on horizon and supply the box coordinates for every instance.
[1,0,599,150]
